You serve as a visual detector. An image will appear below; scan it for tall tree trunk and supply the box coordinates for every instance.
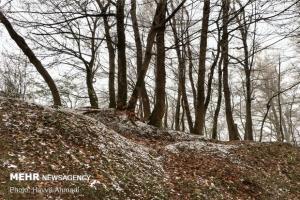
[244,69,253,140]
[86,20,99,108]
[0,11,61,106]
[277,56,284,141]
[212,55,224,140]
[234,5,253,140]
[170,7,193,132]
[127,0,167,112]
[243,44,253,140]
[181,47,193,132]
[130,0,151,118]
[222,0,240,141]
[149,0,167,128]
[116,0,127,109]
[181,97,185,132]
[175,91,181,131]
[204,21,221,112]
[104,17,116,108]
[186,39,197,109]
[184,8,197,109]
[164,96,168,128]
[282,111,289,142]
[96,1,116,108]
[271,102,282,141]
[181,74,193,132]
[193,0,211,135]
[86,67,98,108]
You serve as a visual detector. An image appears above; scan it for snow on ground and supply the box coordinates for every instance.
[82,108,207,143]
[0,98,168,199]
[0,98,299,199]
[164,140,237,156]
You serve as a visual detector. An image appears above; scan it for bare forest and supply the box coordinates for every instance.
[1,0,300,199]
[1,0,300,142]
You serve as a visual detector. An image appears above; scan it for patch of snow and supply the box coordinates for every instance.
[83,163,91,168]
[3,161,18,169]
[18,155,26,162]
[2,113,9,121]
[50,164,58,170]
[89,180,101,189]
[112,182,123,192]
[8,152,15,156]
[7,164,18,169]
[36,127,45,133]
[65,150,71,155]
[165,141,236,156]
[49,149,54,155]
[70,154,80,163]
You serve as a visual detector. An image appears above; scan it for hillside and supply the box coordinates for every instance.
[0,98,299,200]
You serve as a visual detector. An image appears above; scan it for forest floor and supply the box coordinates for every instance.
[0,97,299,200]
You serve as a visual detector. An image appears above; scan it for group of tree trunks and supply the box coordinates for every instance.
[0,0,246,140]
[3,0,297,141]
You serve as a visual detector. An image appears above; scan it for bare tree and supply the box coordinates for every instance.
[116,0,128,109]
[221,0,240,140]
[212,54,224,140]
[130,0,151,118]
[148,0,167,127]
[96,0,116,108]
[0,11,62,106]
[170,2,193,131]
[233,0,257,140]
[193,0,211,135]
[127,0,187,113]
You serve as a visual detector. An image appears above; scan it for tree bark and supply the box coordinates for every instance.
[86,67,98,108]
[204,21,222,113]
[277,57,284,142]
[212,55,224,140]
[186,38,197,109]
[96,1,116,108]
[222,0,240,140]
[164,96,168,128]
[244,69,253,140]
[0,11,61,106]
[104,16,116,108]
[116,0,127,109]
[148,0,167,128]
[193,0,211,135]
[130,0,151,119]
[175,90,181,131]
[234,5,253,140]
[86,19,99,108]
[170,6,193,132]
[181,97,186,132]
[127,0,167,112]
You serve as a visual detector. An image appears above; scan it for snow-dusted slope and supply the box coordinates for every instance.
[0,98,167,199]
[0,98,300,199]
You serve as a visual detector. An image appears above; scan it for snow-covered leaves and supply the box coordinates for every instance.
[0,98,299,199]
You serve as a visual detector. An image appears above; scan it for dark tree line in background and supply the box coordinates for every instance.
[0,0,300,143]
